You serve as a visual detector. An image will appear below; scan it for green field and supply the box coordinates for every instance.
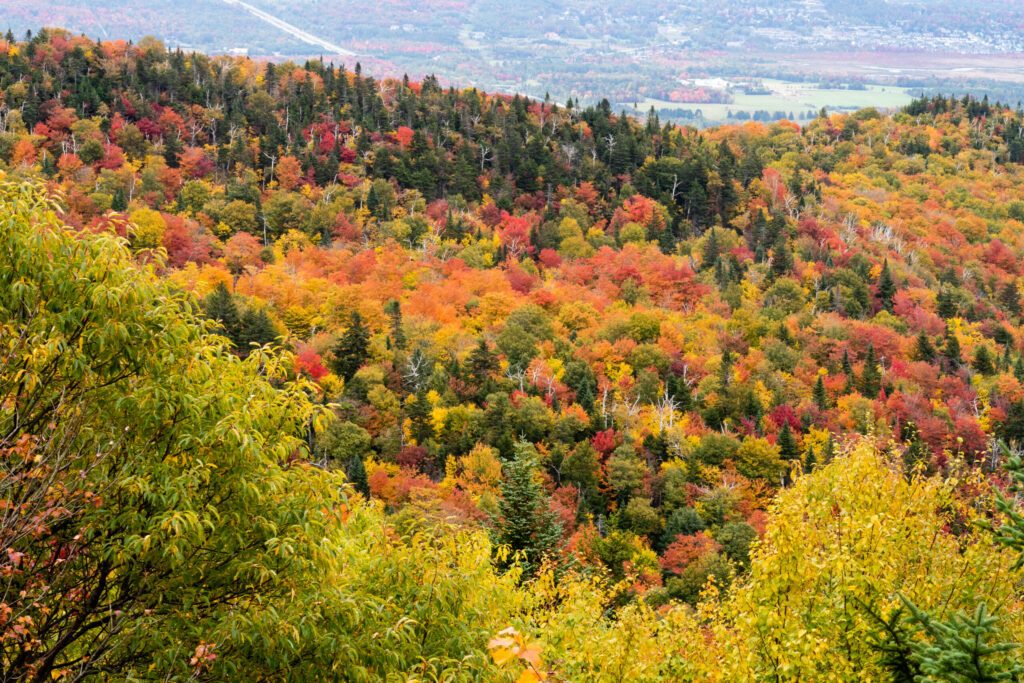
[622,78,917,122]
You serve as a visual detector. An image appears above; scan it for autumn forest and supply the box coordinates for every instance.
[4,27,1024,681]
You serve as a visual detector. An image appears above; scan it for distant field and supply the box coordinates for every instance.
[621,79,918,122]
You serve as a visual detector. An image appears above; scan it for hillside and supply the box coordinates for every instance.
[3,27,1024,680]
[3,1,1024,110]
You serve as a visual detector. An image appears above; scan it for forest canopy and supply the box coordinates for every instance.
[3,27,1024,680]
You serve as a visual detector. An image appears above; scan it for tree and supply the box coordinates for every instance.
[467,338,498,397]
[973,345,996,375]
[860,344,882,397]
[877,260,896,313]
[331,311,370,381]
[944,325,963,370]
[495,441,563,577]
[0,182,334,678]
[916,331,936,362]
[813,374,829,410]
[203,281,240,344]
[900,600,1021,682]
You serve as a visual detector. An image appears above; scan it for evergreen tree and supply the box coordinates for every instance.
[236,308,280,353]
[943,325,962,370]
[915,331,936,362]
[770,234,793,278]
[345,455,370,497]
[802,447,816,473]
[778,422,799,461]
[495,441,563,577]
[877,259,896,313]
[860,344,882,397]
[973,345,996,375]
[841,349,855,393]
[407,386,434,447]
[999,282,1021,319]
[467,338,499,397]
[331,311,370,381]
[385,299,406,350]
[203,282,240,345]
[813,374,829,411]
[936,288,958,319]
[900,599,1022,682]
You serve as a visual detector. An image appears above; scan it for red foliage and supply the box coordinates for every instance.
[660,532,721,575]
[294,346,328,380]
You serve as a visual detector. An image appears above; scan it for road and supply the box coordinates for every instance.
[221,0,356,56]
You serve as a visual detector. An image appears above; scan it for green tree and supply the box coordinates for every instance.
[495,441,563,577]
[813,374,829,410]
[877,259,896,313]
[860,344,882,397]
[916,331,936,362]
[331,311,370,381]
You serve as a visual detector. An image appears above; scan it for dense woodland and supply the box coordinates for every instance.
[5,28,1024,680]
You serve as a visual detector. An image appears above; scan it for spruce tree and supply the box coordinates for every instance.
[467,338,498,397]
[813,374,829,411]
[877,259,896,313]
[915,331,936,362]
[496,441,563,577]
[385,299,406,351]
[943,325,962,370]
[331,311,370,381]
[203,282,240,345]
[407,386,434,446]
[236,308,280,354]
[778,422,799,461]
[345,455,370,497]
[803,447,817,473]
[900,600,1022,682]
[860,344,882,397]
[973,345,996,375]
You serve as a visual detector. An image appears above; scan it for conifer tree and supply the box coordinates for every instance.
[915,331,936,362]
[943,325,962,370]
[203,282,240,344]
[813,374,829,410]
[973,345,996,375]
[877,259,896,313]
[495,441,563,577]
[860,344,882,397]
[331,311,370,381]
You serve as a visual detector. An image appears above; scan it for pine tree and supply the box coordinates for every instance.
[936,288,958,319]
[203,282,240,345]
[345,455,370,496]
[878,259,896,313]
[778,422,799,461]
[860,344,882,397]
[236,308,280,353]
[999,282,1021,319]
[407,386,434,446]
[943,325,962,370]
[331,311,370,381]
[813,374,829,410]
[770,234,793,278]
[803,447,817,473]
[496,441,563,577]
[915,331,936,362]
[467,338,498,397]
[385,299,406,350]
[900,599,1022,682]
[973,345,996,375]
[702,228,720,271]
[841,349,855,393]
